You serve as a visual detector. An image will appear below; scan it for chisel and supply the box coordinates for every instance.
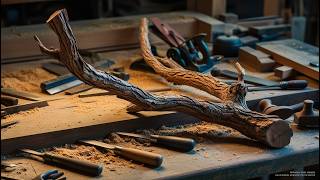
[248,80,308,91]
[116,132,196,152]
[79,140,163,167]
[19,149,103,176]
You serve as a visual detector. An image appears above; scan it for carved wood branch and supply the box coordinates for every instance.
[34,9,293,148]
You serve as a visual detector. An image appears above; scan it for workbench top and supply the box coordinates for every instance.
[1,49,319,180]
[1,123,318,180]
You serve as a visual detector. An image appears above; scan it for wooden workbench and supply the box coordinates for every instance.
[1,47,319,179]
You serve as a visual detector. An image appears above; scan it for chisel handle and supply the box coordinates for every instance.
[151,135,196,152]
[279,80,308,90]
[43,153,103,176]
[114,147,163,167]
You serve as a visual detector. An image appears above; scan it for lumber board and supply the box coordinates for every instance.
[1,88,318,154]
[257,39,319,80]
[1,11,223,62]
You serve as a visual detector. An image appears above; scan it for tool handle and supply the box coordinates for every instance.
[258,99,274,112]
[279,80,308,90]
[114,147,163,167]
[43,153,103,176]
[151,135,196,152]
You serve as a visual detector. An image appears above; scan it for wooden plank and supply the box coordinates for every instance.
[1,11,221,62]
[257,39,319,80]
[2,89,318,154]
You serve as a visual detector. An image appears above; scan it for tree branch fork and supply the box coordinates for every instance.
[34,9,293,148]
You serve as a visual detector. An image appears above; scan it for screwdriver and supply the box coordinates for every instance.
[79,140,163,167]
[248,80,308,91]
[19,149,103,176]
[116,132,196,152]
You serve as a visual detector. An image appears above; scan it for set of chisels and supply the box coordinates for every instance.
[14,132,196,177]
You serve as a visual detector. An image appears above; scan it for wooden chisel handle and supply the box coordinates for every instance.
[43,153,103,176]
[114,147,163,167]
[151,135,196,152]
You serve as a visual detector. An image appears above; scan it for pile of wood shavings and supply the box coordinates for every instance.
[140,122,241,142]
[49,144,137,171]
[1,68,56,92]
[46,123,240,170]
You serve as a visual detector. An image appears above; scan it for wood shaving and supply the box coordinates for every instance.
[49,145,137,171]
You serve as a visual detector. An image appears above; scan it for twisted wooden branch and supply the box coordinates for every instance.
[34,9,293,148]
[140,18,248,104]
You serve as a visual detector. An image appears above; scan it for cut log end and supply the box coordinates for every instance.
[266,120,293,148]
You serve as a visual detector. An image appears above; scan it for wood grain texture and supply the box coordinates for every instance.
[34,9,293,148]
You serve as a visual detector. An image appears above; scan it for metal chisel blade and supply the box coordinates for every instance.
[46,79,83,95]
[79,140,116,150]
[116,132,150,140]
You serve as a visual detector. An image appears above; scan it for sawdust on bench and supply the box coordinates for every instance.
[49,144,138,171]
[1,68,56,93]
[43,122,239,172]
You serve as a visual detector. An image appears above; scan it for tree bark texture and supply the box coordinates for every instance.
[34,9,293,148]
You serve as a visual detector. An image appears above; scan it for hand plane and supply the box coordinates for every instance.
[149,17,223,72]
